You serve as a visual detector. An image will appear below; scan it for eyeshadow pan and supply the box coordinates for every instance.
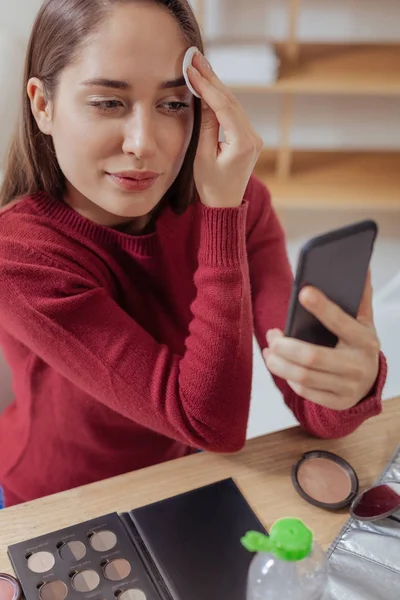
[39,580,68,600]
[119,590,147,600]
[59,540,87,562]
[27,551,55,574]
[104,558,132,581]
[89,530,117,552]
[72,569,100,592]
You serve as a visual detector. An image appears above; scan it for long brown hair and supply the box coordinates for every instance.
[0,0,203,213]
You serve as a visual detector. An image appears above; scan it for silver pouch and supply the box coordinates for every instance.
[325,444,400,599]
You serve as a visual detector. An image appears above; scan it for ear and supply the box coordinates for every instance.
[27,77,53,135]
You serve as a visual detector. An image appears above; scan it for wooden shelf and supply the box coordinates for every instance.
[198,3,400,212]
[254,150,400,210]
[228,44,400,96]
[206,35,400,48]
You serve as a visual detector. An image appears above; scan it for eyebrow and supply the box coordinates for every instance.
[81,76,187,90]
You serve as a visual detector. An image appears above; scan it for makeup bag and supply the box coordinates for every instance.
[325,443,400,600]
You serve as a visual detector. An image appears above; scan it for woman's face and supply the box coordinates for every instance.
[36,3,195,228]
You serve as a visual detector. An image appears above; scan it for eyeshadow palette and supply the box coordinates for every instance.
[8,512,161,600]
[8,479,267,600]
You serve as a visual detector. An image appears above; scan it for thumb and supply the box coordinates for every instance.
[357,269,374,327]
[196,100,220,159]
[266,329,284,346]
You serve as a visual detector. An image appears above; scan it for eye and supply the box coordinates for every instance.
[89,99,124,112]
[161,101,191,115]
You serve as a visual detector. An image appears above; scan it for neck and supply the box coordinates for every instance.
[64,185,151,234]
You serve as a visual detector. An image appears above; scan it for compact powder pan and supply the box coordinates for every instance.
[58,541,86,562]
[119,590,147,600]
[39,580,68,600]
[27,551,56,574]
[292,450,359,510]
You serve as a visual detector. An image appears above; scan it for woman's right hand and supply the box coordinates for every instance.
[187,51,263,209]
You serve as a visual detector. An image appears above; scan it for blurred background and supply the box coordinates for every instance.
[0,0,399,435]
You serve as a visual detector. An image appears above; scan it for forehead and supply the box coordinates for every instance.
[70,3,188,83]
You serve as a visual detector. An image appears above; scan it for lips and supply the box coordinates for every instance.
[106,171,160,192]
[109,171,160,181]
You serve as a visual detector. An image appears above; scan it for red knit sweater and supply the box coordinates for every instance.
[0,175,386,506]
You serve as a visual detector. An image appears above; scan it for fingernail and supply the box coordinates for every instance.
[267,329,282,344]
[196,51,213,71]
[187,64,200,76]
[300,287,316,306]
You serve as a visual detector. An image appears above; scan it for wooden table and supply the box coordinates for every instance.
[0,397,399,576]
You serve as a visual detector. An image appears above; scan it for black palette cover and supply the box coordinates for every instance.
[126,478,267,600]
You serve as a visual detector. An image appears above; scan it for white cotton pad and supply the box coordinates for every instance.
[183,46,201,98]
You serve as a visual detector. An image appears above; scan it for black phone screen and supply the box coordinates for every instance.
[284,220,377,347]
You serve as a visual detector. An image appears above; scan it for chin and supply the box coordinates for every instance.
[100,193,160,221]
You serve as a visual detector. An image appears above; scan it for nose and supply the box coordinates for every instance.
[122,107,157,160]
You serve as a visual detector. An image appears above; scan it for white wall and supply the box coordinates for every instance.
[0,0,42,164]
[0,0,42,38]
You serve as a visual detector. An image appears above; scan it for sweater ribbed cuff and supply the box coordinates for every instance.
[198,201,248,267]
[340,351,387,418]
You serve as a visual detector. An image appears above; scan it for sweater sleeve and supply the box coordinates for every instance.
[0,204,253,453]
[245,175,386,439]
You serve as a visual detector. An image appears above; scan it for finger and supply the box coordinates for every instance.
[266,328,284,346]
[263,350,350,395]
[192,51,238,101]
[286,381,346,411]
[357,269,374,327]
[299,286,371,348]
[188,70,220,157]
[186,65,247,146]
[267,334,356,376]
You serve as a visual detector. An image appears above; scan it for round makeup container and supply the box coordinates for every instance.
[39,580,68,600]
[58,540,87,562]
[26,551,55,574]
[71,569,100,593]
[119,590,147,600]
[292,450,359,510]
[88,530,117,552]
[102,558,131,581]
[0,574,22,600]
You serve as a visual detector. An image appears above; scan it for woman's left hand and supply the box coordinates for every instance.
[263,271,381,410]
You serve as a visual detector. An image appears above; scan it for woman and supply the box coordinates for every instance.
[0,0,386,507]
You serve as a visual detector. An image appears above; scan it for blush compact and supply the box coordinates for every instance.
[0,574,23,600]
[292,450,360,510]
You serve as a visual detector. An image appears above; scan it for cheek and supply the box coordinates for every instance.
[51,112,108,162]
[50,95,120,168]
[159,112,194,167]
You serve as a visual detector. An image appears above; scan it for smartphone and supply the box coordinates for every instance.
[284,219,378,348]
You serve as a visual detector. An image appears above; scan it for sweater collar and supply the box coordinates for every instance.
[32,192,167,257]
